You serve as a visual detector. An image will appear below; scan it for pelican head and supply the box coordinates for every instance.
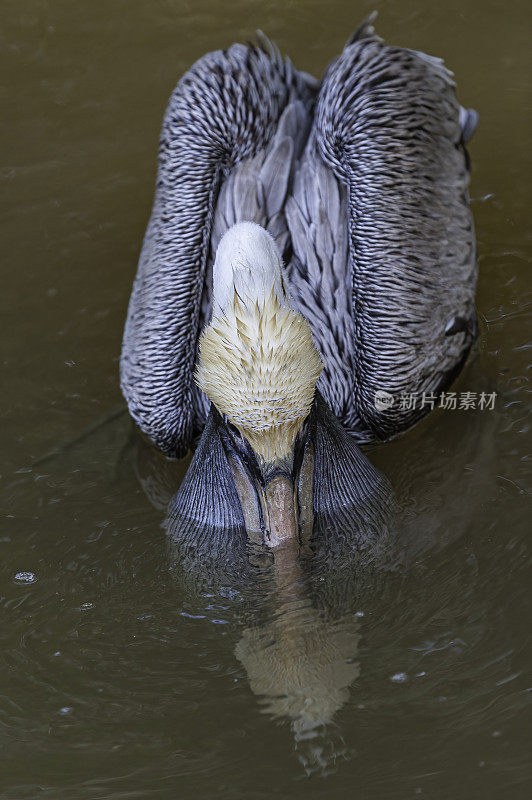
[195,222,323,546]
[169,222,391,558]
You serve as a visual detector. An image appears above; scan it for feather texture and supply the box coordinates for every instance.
[196,286,323,465]
[121,41,315,456]
[121,19,478,453]
[313,33,477,438]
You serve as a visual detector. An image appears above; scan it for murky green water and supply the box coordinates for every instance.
[1,1,531,797]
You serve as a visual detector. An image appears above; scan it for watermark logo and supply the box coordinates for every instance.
[373,390,497,412]
[374,390,395,411]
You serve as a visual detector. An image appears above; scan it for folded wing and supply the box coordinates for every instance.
[287,19,478,440]
[120,41,315,456]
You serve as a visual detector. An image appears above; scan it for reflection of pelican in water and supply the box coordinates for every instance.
[235,548,361,778]
[120,15,477,548]
[235,598,359,733]
[237,599,360,775]
[235,531,360,741]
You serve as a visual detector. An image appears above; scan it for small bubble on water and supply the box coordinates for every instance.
[416,671,427,677]
[355,611,364,618]
[53,651,61,657]
[58,706,73,716]
[390,672,408,683]
[14,571,36,585]
[492,730,502,738]
[80,602,93,611]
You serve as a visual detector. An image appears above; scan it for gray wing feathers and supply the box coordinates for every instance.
[209,100,311,257]
[313,36,478,439]
[286,144,369,437]
[121,43,314,456]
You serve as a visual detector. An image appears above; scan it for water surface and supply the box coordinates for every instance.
[1,1,531,797]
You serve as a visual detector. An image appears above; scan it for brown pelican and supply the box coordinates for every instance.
[120,15,477,553]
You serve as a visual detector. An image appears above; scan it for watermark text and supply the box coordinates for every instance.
[374,390,497,412]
